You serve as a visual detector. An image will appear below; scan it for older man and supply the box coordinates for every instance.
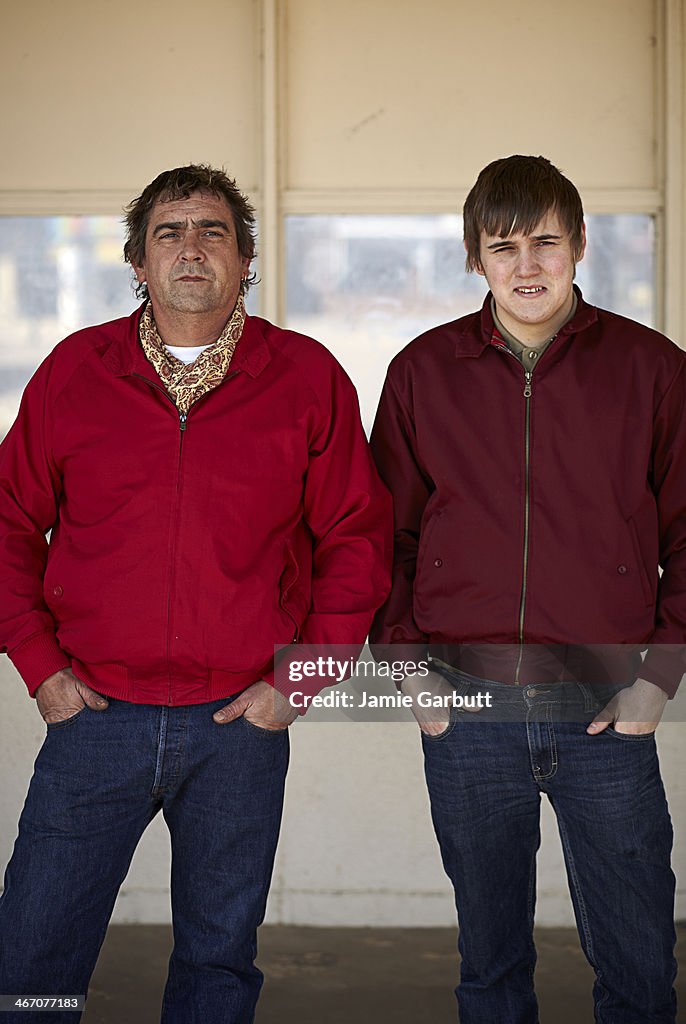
[0,164,391,1023]
[371,155,682,1023]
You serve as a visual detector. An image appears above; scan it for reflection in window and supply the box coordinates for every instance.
[286,214,655,432]
[0,217,260,436]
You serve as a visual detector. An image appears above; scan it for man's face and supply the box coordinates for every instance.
[131,191,250,319]
[474,211,585,342]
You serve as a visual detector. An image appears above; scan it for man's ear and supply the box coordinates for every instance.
[576,221,587,264]
[130,257,146,285]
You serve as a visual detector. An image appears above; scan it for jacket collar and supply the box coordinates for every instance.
[453,285,599,358]
[101,304,273,380]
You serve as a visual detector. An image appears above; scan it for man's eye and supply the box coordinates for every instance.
[203,230,223,238]
[159,232,179,240]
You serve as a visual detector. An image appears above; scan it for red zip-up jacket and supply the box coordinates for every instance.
[0,307,392,704]
[369,291,686,697]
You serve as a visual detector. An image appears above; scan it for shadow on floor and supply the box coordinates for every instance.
[83,924,684,1023]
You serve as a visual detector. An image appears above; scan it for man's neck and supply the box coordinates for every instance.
[494,290,576,349]
[150,307,229,348]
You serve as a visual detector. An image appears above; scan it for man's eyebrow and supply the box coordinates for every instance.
[152,221,184,236]
[152,219,231,235]
[486,232,562,250]
[194,219,231,231]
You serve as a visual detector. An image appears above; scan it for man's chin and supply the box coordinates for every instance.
[166,293,223,315]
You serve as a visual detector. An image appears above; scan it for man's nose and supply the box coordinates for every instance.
[515,247,540,276]
[179,232,204,261]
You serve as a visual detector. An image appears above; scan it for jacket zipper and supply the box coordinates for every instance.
[131,371,238,702]
[499,333,565,682]
[166,409,187,703]
[514,368,533,684]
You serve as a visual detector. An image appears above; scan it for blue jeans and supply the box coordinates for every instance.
[422,669,677,1024]
[0,696,289,1023]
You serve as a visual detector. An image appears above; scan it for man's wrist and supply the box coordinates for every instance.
[634,677,669,702]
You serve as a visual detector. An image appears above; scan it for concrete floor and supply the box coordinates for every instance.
[80,924,685,1023]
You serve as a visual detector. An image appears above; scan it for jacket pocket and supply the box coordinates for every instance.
[626,517,655,607]
[416,508,445,580]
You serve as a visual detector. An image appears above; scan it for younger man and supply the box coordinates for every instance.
[371,155,682,1023]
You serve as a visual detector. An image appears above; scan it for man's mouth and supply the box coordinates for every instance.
[514,286,546,295]
[176,275,208,282]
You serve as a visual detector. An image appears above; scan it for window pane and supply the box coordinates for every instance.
[0,216,260,437]
[286,214,655,432]
[0,217,136,436]
[578,214,654,325]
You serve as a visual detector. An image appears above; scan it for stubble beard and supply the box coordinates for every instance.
[165,279,222,315]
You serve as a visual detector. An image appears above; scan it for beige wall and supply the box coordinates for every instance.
[2,0,659,196]
[0,0,259,194]
[0,0,684,929]
[284,0,656,192]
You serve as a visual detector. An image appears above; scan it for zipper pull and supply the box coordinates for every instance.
[523,372,533,399]
[179,412,187,432]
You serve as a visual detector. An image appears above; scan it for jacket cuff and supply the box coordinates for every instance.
[639,645,685,698]
[9,631,71,697]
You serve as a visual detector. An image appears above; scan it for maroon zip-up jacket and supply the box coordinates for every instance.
[369,291,686,697]
[0,307,392,704]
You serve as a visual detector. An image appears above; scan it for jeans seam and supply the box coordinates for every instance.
[526,842,538,991]
[546,708,558,778]
[555,809,599,975]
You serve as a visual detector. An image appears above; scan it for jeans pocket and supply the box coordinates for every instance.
[421,705,459,743]
[605,725,656,741]
[240,716,290,737]
[45,705,89,730]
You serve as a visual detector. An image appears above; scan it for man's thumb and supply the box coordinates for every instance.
[77,683,109,711]
[214,699,246,723]
[587,710,612,735]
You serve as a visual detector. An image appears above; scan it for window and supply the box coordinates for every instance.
[286,214,655,431]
